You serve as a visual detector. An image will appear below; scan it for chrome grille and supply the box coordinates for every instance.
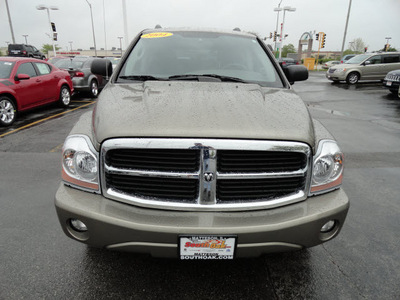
[101,139,312,211]
[385,74,400,82]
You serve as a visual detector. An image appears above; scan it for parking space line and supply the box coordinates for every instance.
[0,101,95,139]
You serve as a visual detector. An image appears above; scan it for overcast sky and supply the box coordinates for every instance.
[1,0,399,53]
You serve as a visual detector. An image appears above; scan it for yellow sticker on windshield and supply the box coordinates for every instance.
[141,32,173,39]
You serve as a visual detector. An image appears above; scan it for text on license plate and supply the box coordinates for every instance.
[179,235,236,260]
[386,81,392,86]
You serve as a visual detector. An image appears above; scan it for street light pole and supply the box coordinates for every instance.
[340,0,352,59]
[36,5,59,57]
[118,37,123,57]
[274,0,283,52]
[23,35,28,44]
[5,0,16,44]
[86,0,97,57]
[279,6,296,60]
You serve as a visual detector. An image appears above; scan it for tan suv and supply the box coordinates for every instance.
[326,52,400,84]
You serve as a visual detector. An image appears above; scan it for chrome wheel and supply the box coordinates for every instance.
[90,80,98,97]
[0,97,16,126]
[59,86,71,107]
[346,72,359,84]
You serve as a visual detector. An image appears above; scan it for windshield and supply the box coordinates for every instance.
[346,54,369,64]
[55,59,85,69]
[118,31,283,87]
[0,61,15,79]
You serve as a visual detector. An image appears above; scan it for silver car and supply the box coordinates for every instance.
[326,52,400,84]
[54,57,108,97]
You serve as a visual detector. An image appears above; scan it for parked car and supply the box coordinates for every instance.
[55,28,349,259]
[54,56,108,97]
[7,44,46,60]
[47,56,71,65]
[326,52,400,84]
[322,60,340,69]
[383,69,400,98]
[340,54,355,64]
[278,57,298,66]
[104,57,121,70]
[0,57,73,126]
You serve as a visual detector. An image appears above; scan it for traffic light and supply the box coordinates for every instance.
[269,32,272,39]
[53,32,58,41]
[315,33,319,41]
[51,22,56,32]
[364,47,368,53]
[273,31,277,42]
[321,33,326,48]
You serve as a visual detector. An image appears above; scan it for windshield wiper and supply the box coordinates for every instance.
[168,74,249,83]
[118,75,166,81]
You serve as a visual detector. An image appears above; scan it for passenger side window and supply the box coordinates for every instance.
[16,63,37,77]
[383,55,400,63]
[34,63,51,75]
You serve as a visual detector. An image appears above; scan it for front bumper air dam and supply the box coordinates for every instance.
[55,183,349,258]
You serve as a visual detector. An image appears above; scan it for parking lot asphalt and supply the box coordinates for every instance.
[1,73,400,299]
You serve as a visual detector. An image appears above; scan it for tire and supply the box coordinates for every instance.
[89,79,99,98]
[0,96,17,126]
[346,72,359,84]
[58,86,71,108]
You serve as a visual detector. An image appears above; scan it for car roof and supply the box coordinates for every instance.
[141,27,258,39]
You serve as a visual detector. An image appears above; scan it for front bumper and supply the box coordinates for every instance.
[326,70,346,81]
[55,184,349,258]
[383,79,400,93]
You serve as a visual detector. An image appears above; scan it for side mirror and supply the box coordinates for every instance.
[91,59,113,77]
[15,74,30,81]
[364,61,371,66]
[284,65,308,84]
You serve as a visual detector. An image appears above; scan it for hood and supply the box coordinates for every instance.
[387,69,400,76]
[93,81,315,147]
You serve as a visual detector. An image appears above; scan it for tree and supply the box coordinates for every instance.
[282,44,296,58]
[386,47,398,52]
[41,44,61,55]
[348,38,367,54]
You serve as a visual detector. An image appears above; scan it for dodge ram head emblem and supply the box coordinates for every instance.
[204,172,214,182]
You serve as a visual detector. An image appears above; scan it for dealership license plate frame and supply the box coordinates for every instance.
[179,235,237,260]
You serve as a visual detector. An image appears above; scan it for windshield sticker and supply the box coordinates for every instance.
[141,32,173,39]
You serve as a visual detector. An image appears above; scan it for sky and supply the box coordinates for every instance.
[1,0,399,53]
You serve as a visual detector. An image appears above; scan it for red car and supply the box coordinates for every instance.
[0,57,74,126]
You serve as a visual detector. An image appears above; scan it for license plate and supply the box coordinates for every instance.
[386,81,392,86]
[179,235,236,260]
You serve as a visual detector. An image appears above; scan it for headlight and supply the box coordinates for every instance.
[61,135,100,192]
[310,140,344,195]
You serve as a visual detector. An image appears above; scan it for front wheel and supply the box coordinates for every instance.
[0,96,17,126]
[58,86,71,108]
[89,79,99,98]
[346,72,359,84]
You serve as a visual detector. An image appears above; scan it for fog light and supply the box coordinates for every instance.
[321,220,336,233]
[69,218,88,232]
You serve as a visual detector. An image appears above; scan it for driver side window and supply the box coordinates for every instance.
[16,63,37,77]
[369,56,382,64]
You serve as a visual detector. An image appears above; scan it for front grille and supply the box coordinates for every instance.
[106,149,200,172]
[385,74,400,82]
[217,150,307,173]
[105,173,198,202]
[101,139,311,211]
[217,177,307,202]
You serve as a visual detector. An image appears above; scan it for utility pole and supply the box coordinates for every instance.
[5,0,16,44]
[340,0,352,58]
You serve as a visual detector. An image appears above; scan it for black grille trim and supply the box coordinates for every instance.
[217,177,307,203]
[105,149,200,172]
[217,150,307,173]
[106,173,199,202]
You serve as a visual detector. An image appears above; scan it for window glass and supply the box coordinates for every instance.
[368,56,382,64]
[34,62,51,75]
[383,55,400,63]
[16,63,37,77]
[0,61,15,79]
[118,31,283,87]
